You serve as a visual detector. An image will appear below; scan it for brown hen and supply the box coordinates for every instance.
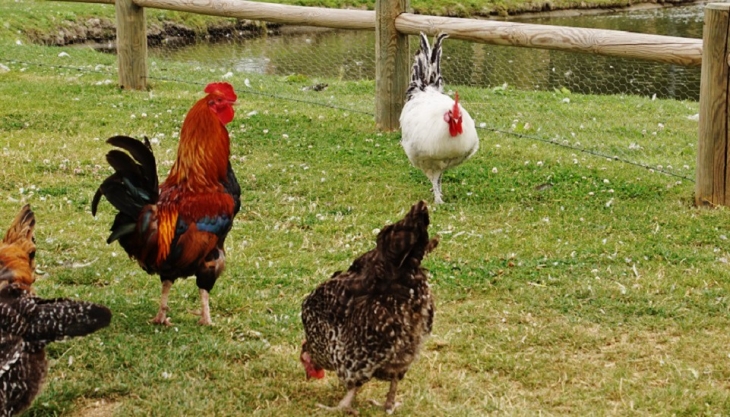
[301,201,438,414]
[0,205,112,416]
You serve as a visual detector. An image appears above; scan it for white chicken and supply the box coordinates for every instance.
[400,33,479,204]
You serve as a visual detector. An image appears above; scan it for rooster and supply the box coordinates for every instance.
[300,201,438,414]
[400,33,479,204]
[0,205,36,291]
[92,82,241,326]
[0,205,112,416]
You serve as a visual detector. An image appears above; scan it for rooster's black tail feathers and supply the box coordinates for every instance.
[405,33,448,102]
[91,136,159,244]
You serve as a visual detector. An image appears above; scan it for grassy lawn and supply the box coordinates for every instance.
[3,0,730,416]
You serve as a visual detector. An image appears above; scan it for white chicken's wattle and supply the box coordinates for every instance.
[400,33,480,204]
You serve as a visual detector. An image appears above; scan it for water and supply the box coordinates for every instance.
[150,4,705,100]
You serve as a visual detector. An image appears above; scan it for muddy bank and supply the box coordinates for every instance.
[25,0,702,47]
[26,17,279,47]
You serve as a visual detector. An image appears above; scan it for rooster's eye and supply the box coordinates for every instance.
[29,250,35,261]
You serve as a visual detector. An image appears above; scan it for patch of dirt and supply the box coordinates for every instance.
[71,399,122,417]
[26,17,116,46]
[25,17,279,48]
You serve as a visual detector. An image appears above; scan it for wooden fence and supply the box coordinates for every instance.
[54,0,730,208]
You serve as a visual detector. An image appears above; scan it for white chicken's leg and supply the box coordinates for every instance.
[151,280,173,326]
[317,387,359,415]
[426,171,444,204]
[198,288,212,326]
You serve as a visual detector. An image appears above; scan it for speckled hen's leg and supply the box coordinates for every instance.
[151,280,173,326]
[317,387,359,415]
[368,378,401,414]
[384,378,401,414]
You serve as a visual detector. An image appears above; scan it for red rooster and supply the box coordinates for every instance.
[400,33,479,204]
[92,82,241,326]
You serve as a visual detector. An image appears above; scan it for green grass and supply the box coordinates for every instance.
[3,1,730,416]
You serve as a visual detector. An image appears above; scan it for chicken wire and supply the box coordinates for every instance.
[139,14,699,180]
[147,23,701,100]
[0,5,700,180]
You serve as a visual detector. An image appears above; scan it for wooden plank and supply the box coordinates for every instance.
[116,0,148,90]
[375,0,409,131]
[56,0,703,67]
[697,3,730,206]
[396,13,703,67]
[134,0,374,30]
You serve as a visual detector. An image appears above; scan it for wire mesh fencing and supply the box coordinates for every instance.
[0,2,703,181]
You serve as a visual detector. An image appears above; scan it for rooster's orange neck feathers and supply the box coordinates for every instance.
[164,95,233,190]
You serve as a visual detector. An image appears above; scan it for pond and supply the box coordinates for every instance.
[149,3,705,100]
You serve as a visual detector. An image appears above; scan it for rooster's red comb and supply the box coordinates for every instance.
[204,82,237,102]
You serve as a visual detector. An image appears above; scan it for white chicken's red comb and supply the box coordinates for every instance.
[452,92,461,118]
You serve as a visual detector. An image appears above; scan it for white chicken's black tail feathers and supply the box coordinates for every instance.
[405,33,449,101]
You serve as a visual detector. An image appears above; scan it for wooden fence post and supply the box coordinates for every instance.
[375,0,409,131]
[697,3,730,206]
[116,0,147,90]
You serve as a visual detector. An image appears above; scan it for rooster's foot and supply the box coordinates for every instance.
[151,315,172,326]
[197,316,213,326]
[316,403,358,415]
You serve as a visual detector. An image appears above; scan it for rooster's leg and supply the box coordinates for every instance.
[317,387,359,415]
[198,288,212,326]
[151,280,173,326]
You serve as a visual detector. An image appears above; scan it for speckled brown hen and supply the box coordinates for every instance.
[0,284,112,416]
[0,206,112,416]
[300,201,439,415]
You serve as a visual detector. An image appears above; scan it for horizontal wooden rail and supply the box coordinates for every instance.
[396,13,703,67]
[134,0,374,30]
[52,0,703,66]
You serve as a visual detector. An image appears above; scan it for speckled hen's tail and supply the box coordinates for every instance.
[375,200,438,271]
[405,33,449,102]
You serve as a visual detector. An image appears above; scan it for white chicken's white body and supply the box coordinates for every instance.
[400,33,480,204]
[401,88,479,202]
